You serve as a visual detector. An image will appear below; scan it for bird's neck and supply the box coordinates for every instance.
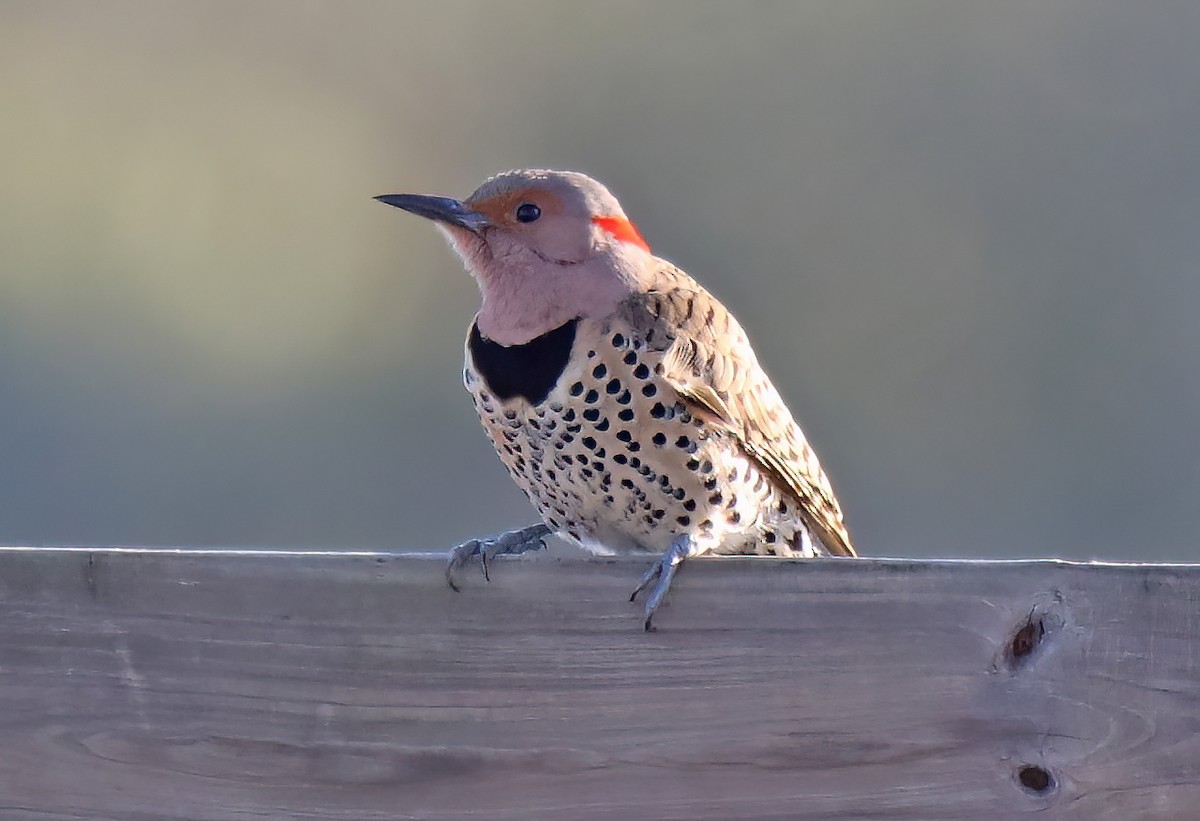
[474,255,639,347]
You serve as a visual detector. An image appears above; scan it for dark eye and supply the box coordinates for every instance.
[515,202,541,223]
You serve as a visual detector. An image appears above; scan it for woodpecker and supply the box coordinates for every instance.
[377,169,855,629]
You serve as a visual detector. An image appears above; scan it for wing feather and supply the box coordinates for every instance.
[616,266,855,556]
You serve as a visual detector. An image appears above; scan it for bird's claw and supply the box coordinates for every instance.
[446,538,483,592]
[445,524,552,591]
[629,535,694,631]
[629,560,662,603]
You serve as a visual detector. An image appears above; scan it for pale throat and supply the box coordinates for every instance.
[473,255,641,348]
[442,227,646,346]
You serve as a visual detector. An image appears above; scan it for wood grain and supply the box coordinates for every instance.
[0,548,1197,819]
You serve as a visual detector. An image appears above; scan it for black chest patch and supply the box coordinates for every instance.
[469,318,578,405]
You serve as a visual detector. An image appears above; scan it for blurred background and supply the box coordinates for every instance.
[2,1,1198,560]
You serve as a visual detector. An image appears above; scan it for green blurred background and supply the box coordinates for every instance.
[2,2,1198,560]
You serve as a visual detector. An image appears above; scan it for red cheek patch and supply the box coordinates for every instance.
[592,215,650,253]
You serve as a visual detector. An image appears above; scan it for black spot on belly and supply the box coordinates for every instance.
[468,319,578,405]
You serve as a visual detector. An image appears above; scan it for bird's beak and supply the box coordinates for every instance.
[374,193,491,235]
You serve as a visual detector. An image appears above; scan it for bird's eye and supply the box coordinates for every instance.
[515,202,541,223]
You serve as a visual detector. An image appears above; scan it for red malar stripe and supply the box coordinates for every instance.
[592,215,650,253]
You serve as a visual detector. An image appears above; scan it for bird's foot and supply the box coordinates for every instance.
[446,523,552,591]
[629,534,696,631]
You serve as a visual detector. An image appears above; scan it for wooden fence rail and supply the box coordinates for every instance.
[0,547,1196,819]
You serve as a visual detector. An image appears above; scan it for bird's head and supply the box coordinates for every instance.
[377,169,653,345]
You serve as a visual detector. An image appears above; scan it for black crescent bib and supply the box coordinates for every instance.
[468,318,579,406]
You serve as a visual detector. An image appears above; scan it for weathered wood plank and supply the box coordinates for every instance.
[0,548,1196,820]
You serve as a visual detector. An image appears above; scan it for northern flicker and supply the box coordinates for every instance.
[377,169,856,630]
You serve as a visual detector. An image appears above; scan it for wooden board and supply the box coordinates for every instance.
[0,547,1197,819]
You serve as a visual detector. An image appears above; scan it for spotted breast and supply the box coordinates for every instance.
[463,269,852,560]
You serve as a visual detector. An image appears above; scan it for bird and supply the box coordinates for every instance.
[376,169,856,630]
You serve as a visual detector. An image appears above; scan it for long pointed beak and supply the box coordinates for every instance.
[374,193,491,234]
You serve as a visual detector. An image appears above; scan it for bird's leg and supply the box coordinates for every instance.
[630,534,700,631]
[446,523,552,591]
[628,561,663,603]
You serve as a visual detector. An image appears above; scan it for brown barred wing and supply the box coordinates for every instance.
[616,274,856,557]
